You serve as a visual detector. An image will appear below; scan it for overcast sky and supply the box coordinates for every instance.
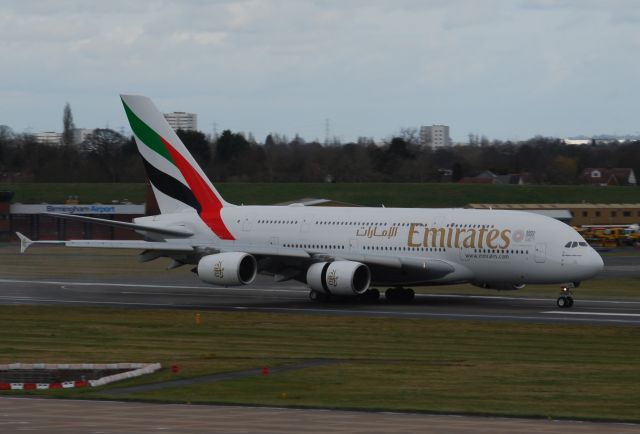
[1,0,640,143]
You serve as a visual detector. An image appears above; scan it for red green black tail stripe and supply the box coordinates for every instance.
[139,156,202,213]
[123,99,234,240]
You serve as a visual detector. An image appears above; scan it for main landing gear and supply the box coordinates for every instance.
[360,288,381,302]
[309,290,329,302]
[308,288,381,303]
[556,285,574,309]
[308,287,415,303]
[385,287,415,303]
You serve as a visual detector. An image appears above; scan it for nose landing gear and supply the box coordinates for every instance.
[557,285,574,308]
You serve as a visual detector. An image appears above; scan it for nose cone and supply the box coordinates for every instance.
[582,248,604,279]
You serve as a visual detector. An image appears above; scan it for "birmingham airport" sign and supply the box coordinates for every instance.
[10,204,145,215]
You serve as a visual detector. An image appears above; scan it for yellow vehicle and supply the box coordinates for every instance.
[580,225,640,247]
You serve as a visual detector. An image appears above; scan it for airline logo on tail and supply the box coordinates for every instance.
[121,96,235,240]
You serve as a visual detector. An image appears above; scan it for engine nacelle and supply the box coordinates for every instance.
[197,252,257,286]
[472,282,526,291]
[306,261,371,296]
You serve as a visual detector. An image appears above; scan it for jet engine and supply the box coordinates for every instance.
[197,252,257,286]
[306,261,371,296]
[472,282,526,291]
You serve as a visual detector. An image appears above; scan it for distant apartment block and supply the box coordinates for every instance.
[34,129,96,146]
[73,128,94,145]
[420,125,450,148]
[164,111,198,131]
[33,131,62,145]
[562,138,592,146]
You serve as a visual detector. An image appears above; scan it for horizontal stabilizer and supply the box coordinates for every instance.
[16,232,64,253]
[17,234,194,253]
[16,232,30,253]
[44,212,193,238]
[64,240,194,251]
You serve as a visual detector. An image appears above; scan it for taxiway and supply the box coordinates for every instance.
[2,397,639,434]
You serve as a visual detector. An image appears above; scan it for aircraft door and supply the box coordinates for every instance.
[242,215,253,232]
[301,214,314,233]
[535,243,546,263]
[349,238,359,253]
[269,237,280,253]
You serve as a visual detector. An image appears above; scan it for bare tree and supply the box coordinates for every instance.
[81,128,127,181]
[399,127,419,145]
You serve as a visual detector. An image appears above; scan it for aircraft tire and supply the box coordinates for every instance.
[403,288,415,302]
[557,296,567,308]
[309,290,329,302]
[385,288,398,303]
[385,287,414,303]
[364,288,380,302]
[566,296,574,308]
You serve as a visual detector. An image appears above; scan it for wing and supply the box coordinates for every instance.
[227,244,455,283]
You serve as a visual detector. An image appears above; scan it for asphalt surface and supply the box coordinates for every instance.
[0,252,639,325]
[2,397,639,434]
[0,268,639,325]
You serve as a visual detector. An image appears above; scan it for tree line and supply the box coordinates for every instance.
[1,124,640,184]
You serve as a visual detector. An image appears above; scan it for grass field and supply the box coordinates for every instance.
[2,182,639,207]
[0,306,638,422]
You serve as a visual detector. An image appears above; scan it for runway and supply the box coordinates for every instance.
[0,273,639,325]
[0,248,638,326]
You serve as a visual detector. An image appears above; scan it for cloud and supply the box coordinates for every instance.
[0,0,640,141]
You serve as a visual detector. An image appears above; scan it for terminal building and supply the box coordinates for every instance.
[468,203,640,226]
[0,191,148,242]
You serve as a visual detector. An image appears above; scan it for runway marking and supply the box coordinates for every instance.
[0,278,305,293]
[417,293,640,305]
[246,306,640,323]
[2,278,640,305]
[541,311,640,317]
[0,294,639,324]
[2,280,640,324]
[0,295,184,307]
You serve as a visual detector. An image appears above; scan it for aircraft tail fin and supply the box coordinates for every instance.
[120,95,235,240]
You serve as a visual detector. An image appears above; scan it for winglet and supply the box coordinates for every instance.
[16,232,33,254]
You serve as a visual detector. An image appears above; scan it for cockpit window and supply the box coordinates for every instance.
[565,241,587,248]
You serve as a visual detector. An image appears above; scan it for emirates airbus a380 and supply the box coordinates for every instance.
[18,95,603,308]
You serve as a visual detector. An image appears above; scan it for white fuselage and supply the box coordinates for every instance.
[139,205,604,287]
